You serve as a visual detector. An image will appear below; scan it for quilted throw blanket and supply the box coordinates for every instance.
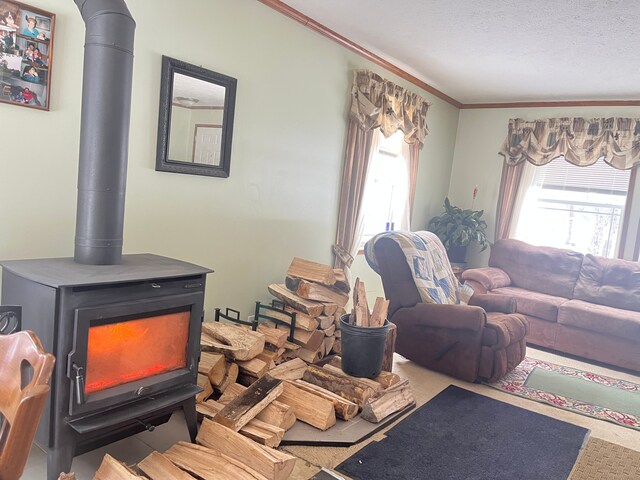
[365,231,474,305]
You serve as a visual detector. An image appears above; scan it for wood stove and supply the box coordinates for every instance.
[0,254,211,479]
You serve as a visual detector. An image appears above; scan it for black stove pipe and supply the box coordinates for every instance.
[73,0,135,265]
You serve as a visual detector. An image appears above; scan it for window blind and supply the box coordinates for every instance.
[537,158,631,194]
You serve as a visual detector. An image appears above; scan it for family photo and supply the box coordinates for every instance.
[0,0,54,109]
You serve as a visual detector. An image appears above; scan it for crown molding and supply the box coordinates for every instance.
[259,0,640,110]
[461,100,640,109]
[257,0,462,108]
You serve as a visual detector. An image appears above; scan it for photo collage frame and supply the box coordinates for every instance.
[0,0,55,110]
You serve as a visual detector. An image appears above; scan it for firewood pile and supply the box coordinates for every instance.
[85,349,415,480]
[265,257,352,363]
[82,257,414,480]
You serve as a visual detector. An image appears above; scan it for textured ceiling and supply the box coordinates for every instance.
[173,73,226,107]
[281,0,640,104]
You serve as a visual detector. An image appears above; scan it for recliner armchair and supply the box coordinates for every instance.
[366,231,528,383]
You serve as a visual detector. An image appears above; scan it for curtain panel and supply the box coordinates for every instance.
[500,117,640,170]
[334,70,431,271]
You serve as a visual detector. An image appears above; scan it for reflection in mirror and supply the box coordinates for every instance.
[168,74,226,166]
[156,56,237,177]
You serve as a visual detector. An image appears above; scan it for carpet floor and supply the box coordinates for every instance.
[486,357,640,430]
[284,349,640,479]
[569,437,640,480]
[335,385,589,480]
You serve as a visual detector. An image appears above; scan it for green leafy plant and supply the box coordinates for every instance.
[427,197,488,252]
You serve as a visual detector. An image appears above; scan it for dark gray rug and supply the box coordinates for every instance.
[337,385,589,480]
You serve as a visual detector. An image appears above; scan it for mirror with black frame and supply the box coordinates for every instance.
[156,56,237,177]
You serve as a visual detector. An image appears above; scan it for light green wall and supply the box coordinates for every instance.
[0,0,459,318]
[168,106,191,160]
[449,106,640,266]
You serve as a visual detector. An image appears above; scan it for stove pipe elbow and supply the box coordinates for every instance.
[73,0,136,265]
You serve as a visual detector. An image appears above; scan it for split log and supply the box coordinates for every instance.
[361,379,415,423]
[196,420,296,480]
[290,327,324,350]
[317,315,334,330]
[213,375,283,431]
[93,454,146,480]
[322,336,335,357]
[165,441,267,480]
[287,257,336,286]
[334,306,347,321]
[257,348,284,364]
[302,364,376,407]
[57,474,77,480]
[201,322,265,361]
[374,371,402,389]
[196,400,284,448]
[287,278,349,307]
[322,324,336,336]
[138,451,195,480]
[369,298,389,328]
[199,352,226,386]
[237,373,258,387]
[268,284,324,317]
[322,303,338,316]
[352,278,370,327]
[297,346,323,364]
[293,380,358,420]
[277,382,336,431]
[327,356,342,369]
[382,322,397,372]
[268,358,308,381]
[267,306,318,332]
[236,357,269,378]
[219,383,296,430]
[332,269,351,294]
[323,364,383,393]
[196,374,213,403]
[217,382,247,404]
[256,324,288,348]
[327,356,400,388]
[331,339,342,354]
[282,340,301,352]
[213,361,239,394]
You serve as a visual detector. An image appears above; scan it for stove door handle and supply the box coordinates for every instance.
[72,364,86,405]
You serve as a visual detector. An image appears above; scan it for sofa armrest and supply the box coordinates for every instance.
[469,293,516,314]
[392,303,486,332]
[462,267,511,291]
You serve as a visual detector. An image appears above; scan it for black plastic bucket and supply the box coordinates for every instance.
[340,314,389,378]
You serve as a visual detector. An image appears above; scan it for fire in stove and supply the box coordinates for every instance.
[85,310,190,393]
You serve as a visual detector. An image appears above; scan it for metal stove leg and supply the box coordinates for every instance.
[182,396,198,442]
[47,430,75,480]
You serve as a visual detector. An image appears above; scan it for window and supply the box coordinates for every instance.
[513,159,632,258]
[359,130,410,249]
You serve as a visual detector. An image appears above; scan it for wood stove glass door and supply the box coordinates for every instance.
[67,292,202,417]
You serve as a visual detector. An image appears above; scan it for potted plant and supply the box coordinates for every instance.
[427,196,488,264]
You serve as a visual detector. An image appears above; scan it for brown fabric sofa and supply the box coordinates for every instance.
[371,235,528,383]
[462,239,640,371]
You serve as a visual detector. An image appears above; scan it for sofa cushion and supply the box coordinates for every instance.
[489,239,583,298]
[557,299,640,342]
[492,286,569,323]
[573,254,640,313]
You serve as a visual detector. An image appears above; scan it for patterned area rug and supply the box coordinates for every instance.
[487,357,640,430]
